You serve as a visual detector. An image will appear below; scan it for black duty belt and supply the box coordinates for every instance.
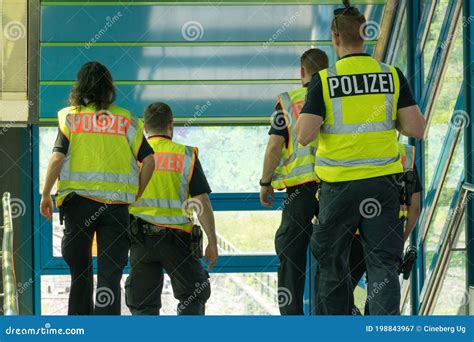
[142,223,168,236]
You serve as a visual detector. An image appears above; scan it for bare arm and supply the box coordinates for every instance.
[403,192,421,241]
[261,135,285,183]
[40,152,66,219]
[295,114,323,146]
[396,105,426,139]
[137,154,155,199]
[260,135,284,208]
[194,193,218,270]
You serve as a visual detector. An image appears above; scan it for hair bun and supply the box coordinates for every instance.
[343,0,350,7]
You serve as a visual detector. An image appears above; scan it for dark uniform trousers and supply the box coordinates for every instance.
[61,195,130,315]
[311,175,404,315]
[125,228,210,315]
[275,182,319,315]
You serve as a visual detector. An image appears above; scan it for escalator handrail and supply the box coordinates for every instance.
[1,192,19,315]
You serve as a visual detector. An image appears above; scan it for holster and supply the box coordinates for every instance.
[129,215,146,244]
[399,246,417,280]
[59,192,75,225]
[190,224,204,259]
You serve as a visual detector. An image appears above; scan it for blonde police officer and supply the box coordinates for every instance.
[40,62,155,315]
[260,49,328,315]
[295,5,425,315]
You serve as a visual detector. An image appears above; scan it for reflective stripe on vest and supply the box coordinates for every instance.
[129,138,196,233]
[316,56,402,182]
[271,88,319,190]
[55,104,142,206]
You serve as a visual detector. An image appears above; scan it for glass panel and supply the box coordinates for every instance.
[174,126,268,193]
[393,12,408,75]
[432,251,467,315]
[213,211,280,254]
[424,134,464,270]
[39,127,58,194]
[41,4,384,42]
[40,126,270,194]
[424,15,463,190]
[42,272,279,315]
[41,45,337,82]
[422,0,449,85]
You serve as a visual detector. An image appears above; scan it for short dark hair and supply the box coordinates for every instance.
[69,61,116,110]
[144,102,173,131]
[331,7,366,46]
[300,49,329,75]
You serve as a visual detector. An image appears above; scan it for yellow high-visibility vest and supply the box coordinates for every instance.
[271,87,319,190]
[56,104,144,207]
[129,137,197,233]
[316,56,403,182]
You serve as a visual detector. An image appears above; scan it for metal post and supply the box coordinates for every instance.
[407,0,423,315]
[463,0,474,316]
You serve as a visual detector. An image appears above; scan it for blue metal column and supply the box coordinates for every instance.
[407,0,424,315]
[463,0,474,315]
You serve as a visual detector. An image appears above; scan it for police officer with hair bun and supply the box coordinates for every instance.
[295,2,425,315]
[40,61,155,315]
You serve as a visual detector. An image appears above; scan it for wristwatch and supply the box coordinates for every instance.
[259,179,272,187]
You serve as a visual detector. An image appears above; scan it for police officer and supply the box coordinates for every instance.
[40,61,155,315]
[260,49,328,315]
[295,4,425,315]
[350,143,422,315]
[126,102,218,315]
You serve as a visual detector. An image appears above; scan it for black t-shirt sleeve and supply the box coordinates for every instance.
[300,73,325,118]
[53,129,69,155]
[137,137,154,163]
[189,157,212,197]
[396,67,417,109]
[268,102,289,144]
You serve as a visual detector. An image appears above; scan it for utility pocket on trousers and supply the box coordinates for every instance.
[311,223,332,260]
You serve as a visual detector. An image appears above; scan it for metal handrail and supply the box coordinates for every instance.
[1,192,19,315]
[418,177,467,315]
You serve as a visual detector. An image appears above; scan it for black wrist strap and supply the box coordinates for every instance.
[260,179,272,187]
